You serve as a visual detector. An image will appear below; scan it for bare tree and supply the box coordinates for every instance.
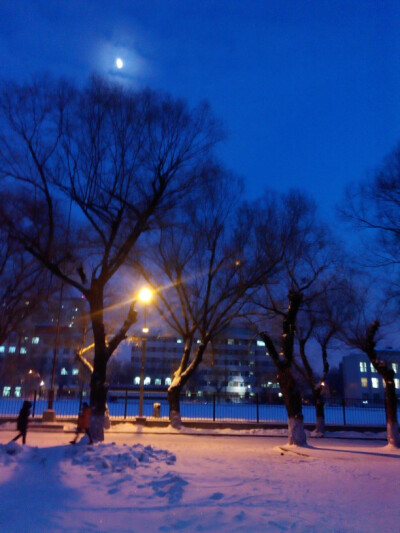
[0,75,222,439]
[343,142,400,266]
[294,274,354,435]
[251,190,336,446]
[137,173,279,428]
[341,285,400,447]
[342,141,400,304]
[0,225,48,345]
[341,143,400,446]
[359,321,400,447]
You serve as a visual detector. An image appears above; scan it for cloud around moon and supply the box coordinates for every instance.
[91,38,151,85]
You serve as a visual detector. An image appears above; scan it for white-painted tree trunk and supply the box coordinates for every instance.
[90,413,105,442]
[169,410,182,429]
[312,416,325,437]
[387,420,400,448]
[288,417,307,446]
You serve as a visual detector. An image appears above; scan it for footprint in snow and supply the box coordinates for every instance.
[150,472,188,504]
[209,492,224,500]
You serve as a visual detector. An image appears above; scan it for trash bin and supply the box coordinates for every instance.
[153,402,161,418]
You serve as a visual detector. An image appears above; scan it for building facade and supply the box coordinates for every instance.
[0,295,88,398]
[342,350,400,401]
[127,327,279,398]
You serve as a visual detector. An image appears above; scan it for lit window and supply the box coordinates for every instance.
[0,346,5,353]
[72,368,79,376]
[155,378,161,385]
[371,377,379,389]
[359,362,367,373]
[257,340,265,347]
[165,377,172,386]
[134,377,140,385]
[361,377,368,388]
[395,379,400,389]
[20,347,27,354]
[370,364,377,373]
[3,386,11,397]
[8,346,16,353]
[176,339,183,344]
[14,386,21,398]
[144,377,151,385]
[392,363,398,373]
[32,337,39,344]
[228,339,234,345]
[61,368,68,375]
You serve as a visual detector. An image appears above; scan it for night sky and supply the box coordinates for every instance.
[1,0,399,218]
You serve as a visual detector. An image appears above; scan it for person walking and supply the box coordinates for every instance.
[70,402,93,444]
[11,400,32,445]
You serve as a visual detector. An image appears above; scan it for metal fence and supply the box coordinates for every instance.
[1,389,398,428]
[107,390,400,428]
[0,390,88,418]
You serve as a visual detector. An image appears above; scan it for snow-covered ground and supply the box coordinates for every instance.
[0,425,399,532]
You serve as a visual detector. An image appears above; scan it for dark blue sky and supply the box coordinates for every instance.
[1,0,399,217]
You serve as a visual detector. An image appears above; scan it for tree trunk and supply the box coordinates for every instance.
[168,386,182,429]
[167,338,209,429]
[364,321,399,448]
[89,374,108,442]
[312,387,325,436]
[88,287,108,442]
[278,366,307,446]
[384,380,400,447]
[260,291,307,446]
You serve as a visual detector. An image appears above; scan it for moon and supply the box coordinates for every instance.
[116,58,124,69]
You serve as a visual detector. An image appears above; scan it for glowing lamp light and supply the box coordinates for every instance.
[138,287,152,303]
[116,57,124,69]
[142,327,149,334]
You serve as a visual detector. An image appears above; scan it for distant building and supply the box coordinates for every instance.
[127,327,279,397]
[342,349,400,401]
[0,295,89,397]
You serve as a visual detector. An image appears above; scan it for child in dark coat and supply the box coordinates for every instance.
[11,400,32,445]
[70,402,93,444]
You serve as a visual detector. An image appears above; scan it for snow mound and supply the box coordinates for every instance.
[0,441,27,463]
[62,442,186,506]
[66,442,176,473]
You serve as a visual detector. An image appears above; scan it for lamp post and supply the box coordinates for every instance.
[136,287,152,423]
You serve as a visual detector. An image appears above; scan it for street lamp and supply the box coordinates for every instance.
[136,287,153,423]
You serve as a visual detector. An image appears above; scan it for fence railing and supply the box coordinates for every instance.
[0,389,88,418]
[1,389,398,428]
